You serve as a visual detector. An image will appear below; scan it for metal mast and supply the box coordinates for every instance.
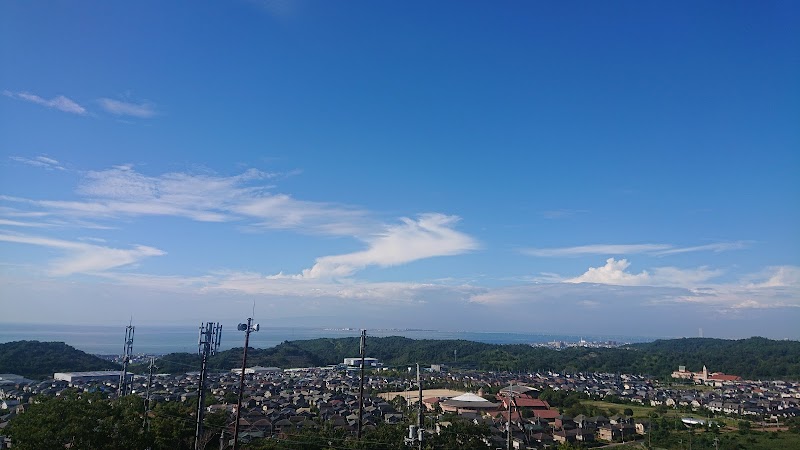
[144,357,157,430]
[119,324,134,397]
[506,382,518,450]
[405,364,424,449]
[357,329,367,439]
[195,322,222,450]
[417,363,423,450]
[233,318,258,450]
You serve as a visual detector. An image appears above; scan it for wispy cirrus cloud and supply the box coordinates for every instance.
[98,98,157,118]
[9,155,66,171]
[0,218,51,228]
[0,232,164,275]
[1,165,370,232]
[3,90,87,115]
[270,213,480,279]
[523,241,748,257]
[0,166,479,277]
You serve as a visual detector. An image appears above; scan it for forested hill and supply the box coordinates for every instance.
[0,341,119,380]
[627,337,800,379]
[137,336,800,380]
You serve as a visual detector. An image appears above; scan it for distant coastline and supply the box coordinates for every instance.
[0,322,654,355]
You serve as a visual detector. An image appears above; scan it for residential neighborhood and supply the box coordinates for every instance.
[1,360,799,448]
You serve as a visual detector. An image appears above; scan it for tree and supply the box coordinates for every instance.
[624,408,634,417]
[6,394,151,450]
[151,401,196,450]
[427,419,491,450]
[737,420,751,435]
[557,442,583,450]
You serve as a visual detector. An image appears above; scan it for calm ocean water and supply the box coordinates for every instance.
[0,322,652,355]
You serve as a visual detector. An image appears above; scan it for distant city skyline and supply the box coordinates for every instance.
[1,1,798,338]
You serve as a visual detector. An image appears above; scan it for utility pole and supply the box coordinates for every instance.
[417,363,423,450]
[144,357,157,430]
[233,318,258,450]
[506,382,518,450]
[119,323,134,397]
[357,329,367,439]
[507,382,512,450]
[405,364,423,450]
[195,322,222,450]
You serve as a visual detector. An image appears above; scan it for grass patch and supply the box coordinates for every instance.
[581,400,656,418]
[579,400,740,428]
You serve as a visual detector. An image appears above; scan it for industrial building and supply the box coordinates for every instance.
[53,371,129,383]
[343,357,380,367]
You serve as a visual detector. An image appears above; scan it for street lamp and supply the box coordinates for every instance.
[232,318,259,450]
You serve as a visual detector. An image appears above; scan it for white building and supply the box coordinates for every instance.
[53,371,128,383]
[343,357,380,367]
[231,366,282,375]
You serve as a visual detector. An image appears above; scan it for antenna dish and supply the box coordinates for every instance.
[254,324,260,332]
[238,323,248,331]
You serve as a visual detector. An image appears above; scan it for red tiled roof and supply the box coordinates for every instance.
[515,398,550,408]
[534,409,561,419]
[708,374,741,381]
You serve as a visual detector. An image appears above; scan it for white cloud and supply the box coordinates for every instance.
[288,214,479,279]
[525,244,671,257]
[654,242,749,255]
[98,98,157,118]
[3,90,87,115]
[0,218,50,228]
[524,241,747,257]
[565,258,721,287]
[0,232,164,275]
[745,266,800,288]
[9,155,66,171]
[0,165,373,232]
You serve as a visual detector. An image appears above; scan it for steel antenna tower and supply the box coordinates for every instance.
[233,318,259,450]
[357,329,367,439]
[119,323,135,397]
[195,322,222,450]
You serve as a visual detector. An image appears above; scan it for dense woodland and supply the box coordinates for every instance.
[2,336,800,380]
[0,340,117,379]
[135,336,800,380]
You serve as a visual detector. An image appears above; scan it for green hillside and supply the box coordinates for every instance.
[134,336,800,380]
[0,341,120,380]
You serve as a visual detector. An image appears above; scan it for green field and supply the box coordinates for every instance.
[580,401,737,428]
[581,400,655,418]
[577,400,800,449]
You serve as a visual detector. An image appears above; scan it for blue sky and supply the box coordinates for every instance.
[1,0,798,339]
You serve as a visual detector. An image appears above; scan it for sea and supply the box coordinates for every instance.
[0,322,654,356]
